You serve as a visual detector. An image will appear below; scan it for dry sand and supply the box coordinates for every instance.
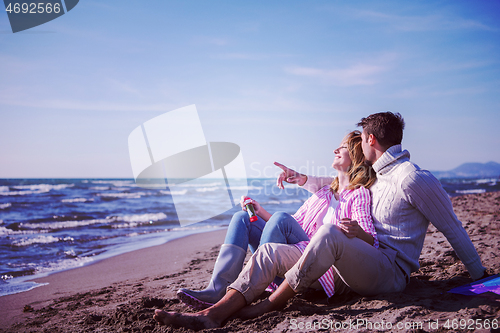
[0,192,499,333]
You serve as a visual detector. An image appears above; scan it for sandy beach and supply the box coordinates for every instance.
[1,191,499,333]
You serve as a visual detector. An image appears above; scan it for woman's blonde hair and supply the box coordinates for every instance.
[330,130,376,192]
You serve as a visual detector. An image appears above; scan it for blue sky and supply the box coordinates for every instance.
[1,0,499,178]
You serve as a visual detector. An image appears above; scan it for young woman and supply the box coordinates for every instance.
[165,130,377,329]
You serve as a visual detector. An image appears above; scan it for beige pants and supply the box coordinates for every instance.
[229,224,407,304]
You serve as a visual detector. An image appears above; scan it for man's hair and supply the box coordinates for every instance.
[356,112,405,148]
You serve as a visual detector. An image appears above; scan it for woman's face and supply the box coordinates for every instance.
[332,138,352,172]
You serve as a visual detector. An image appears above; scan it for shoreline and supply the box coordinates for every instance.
[0,225,227,298]
[0,229,227,329]
[1,192,499,332]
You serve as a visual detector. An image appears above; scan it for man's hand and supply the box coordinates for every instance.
[274,162,307,189]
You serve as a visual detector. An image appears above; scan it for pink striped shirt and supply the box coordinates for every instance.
[292,185,378,297]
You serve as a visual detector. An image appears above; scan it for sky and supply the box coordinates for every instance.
[1,0,499,179]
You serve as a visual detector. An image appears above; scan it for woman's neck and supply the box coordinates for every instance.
[337,171,349,192]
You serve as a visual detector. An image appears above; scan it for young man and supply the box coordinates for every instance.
[154,112,486,329]
[271,112,486,301]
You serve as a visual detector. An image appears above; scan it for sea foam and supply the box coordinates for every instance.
[0,189,50,196]
[0,226,45,236]
[61,198,94,203]
[160,189,188,195]
[0,203,12,209]
[18,213,168,230]
[12,235,74,247]
[91,180,135,187]
[456,189,486,194]
[97,192,149,199]
[12,184,74,191]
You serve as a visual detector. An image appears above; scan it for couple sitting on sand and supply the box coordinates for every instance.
[154,111,487,330]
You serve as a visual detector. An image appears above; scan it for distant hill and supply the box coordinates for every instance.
[431,161,500,179]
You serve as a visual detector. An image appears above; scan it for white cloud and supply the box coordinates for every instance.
[430,87,487,96]
[356,10,497,32]
[214,53,269,60]
[106,78,142,96]
[213,53,268,60]
[212,52,296,61]
[285,63,387,86]
[193,36,229,46]
[0,94,179,112]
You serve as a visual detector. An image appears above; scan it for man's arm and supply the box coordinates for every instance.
[403,170,486,280]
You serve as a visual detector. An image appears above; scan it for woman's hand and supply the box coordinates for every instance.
[274,162,308,189]
[339,218,361,238]
[340,218,374,245]
[240,196,262,214]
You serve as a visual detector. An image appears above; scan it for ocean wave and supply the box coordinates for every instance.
[18,219,109,230]
[133,183,168,189]
[64,249,77,257]
[475,178,498,185]
[160,189,188,195]
[112,223,139,229]
[455,178,499,185]
[91,180,136,187]
[34,256,95,275]
[456,189,486,194]
[97,192,148,199]
[61,198,94,203]
[119,212,167,223]
[0,189,50,196]
[0,226,46,236]
[178,182,222,188]
[12,184,74,191]
[196,187,219,192]
[18,213,167,230]
[104,213,168,228]
[0,203,12,209]
[90,186,110,191]
[12,235,74,247]
[0,186,9,192]
[111,187,135,191]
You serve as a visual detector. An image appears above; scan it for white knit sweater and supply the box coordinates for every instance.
[302,145,485,280]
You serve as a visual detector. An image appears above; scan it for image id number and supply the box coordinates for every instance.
[6,2,61,14]
[443,318,498,330]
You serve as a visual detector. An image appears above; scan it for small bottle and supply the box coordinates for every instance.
[243,197,258,222]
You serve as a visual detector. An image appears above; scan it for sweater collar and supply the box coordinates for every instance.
[372,144,410,175]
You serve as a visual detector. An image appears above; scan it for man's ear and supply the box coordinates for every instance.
[368,134,376,147]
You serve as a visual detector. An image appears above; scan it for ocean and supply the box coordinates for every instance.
[1,177,499,297]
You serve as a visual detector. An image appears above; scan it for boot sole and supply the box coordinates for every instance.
[177,290,215,310]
